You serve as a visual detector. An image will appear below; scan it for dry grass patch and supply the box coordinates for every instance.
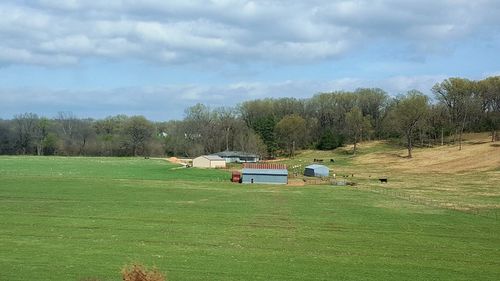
[122,264,166,281]
[342,140,386,151]
[287,179,305,186]
[356,139,500,173]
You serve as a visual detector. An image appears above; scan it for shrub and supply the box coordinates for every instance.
[121,263,166,281]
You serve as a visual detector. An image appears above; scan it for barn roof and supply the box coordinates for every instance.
[242,163,288,176]
[203,155,225,161]
[215,151,259,157]
[243,163,287,169]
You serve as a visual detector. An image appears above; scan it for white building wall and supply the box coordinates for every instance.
[193,156,226,168]
[193,156,211,168]
[210,160,226,168]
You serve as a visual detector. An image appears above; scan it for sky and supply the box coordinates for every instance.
[1,0,500,121]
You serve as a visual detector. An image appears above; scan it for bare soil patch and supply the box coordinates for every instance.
[287,179,305,186]
[167,157,180,164]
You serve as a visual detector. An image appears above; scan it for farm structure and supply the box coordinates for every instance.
[304,164,329,177]
[192,155,226,168]
[242,163,288,184]
[214,151,259,163]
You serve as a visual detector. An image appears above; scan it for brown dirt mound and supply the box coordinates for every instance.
[167,157,180,164]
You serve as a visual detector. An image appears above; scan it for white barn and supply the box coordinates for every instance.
[192,155,226,168]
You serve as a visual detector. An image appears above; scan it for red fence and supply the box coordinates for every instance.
[243,163,287,170]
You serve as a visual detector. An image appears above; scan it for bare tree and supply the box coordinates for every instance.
[387,91,429,158]
[214,107,238,151]
[433,78,481,150]
[345,107,372,155]
[478,76,500,142]
[13,113,39,154]
[56,111,77,137]
[0,120,15,154]
[74,119,95,155]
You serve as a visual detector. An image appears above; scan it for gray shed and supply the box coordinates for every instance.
[214,151,260,163]
[242,163,288,184]
[304,164,329,177]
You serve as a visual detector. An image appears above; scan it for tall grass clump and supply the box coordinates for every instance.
[121,263,166,281]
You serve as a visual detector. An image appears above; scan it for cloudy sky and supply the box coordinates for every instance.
[1,0,499,120]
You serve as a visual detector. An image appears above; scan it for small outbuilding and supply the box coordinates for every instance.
[242,163,288,184]
[192,155,226,168]
[304,164,329,177]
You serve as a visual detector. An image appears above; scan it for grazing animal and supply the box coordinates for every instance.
[379,178,388,183]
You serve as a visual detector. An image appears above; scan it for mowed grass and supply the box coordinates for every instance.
[0,156,499,280]
[0,156,229,182]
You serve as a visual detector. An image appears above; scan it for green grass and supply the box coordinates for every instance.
[0,156,229,182]
[0,156,499,280]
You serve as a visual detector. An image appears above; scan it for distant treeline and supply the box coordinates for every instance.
[0,76,498,158]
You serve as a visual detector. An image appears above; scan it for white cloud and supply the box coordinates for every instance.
[0,46,78,65]
[40,35,94,54]
[0,75,449,120]
[380,75,448,95]
[0,0,498,66]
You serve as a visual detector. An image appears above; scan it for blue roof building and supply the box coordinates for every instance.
[242,163,288,184]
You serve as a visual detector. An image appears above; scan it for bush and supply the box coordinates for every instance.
[121,263,166,281]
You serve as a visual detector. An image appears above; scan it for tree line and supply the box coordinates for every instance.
[0,76,498,158]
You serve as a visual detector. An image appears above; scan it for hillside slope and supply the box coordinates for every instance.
[284,133,499,211]
[356,135,500,173]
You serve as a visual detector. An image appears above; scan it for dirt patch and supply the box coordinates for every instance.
[167,157,180,164]
[166,157,192,165]
[287,179,305,186]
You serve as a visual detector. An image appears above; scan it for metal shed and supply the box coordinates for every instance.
[242,163,288,184]
[192,155,226,168]
[304,164,329,177]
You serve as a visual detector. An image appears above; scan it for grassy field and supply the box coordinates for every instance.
[0,141,499,280]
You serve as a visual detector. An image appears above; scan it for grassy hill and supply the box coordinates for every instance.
[277,133,500,213]
[355,133,500,173]
[0,137,499,280]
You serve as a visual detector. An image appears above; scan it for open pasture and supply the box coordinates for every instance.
[283,134,500,212]
[0,155,499,280]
